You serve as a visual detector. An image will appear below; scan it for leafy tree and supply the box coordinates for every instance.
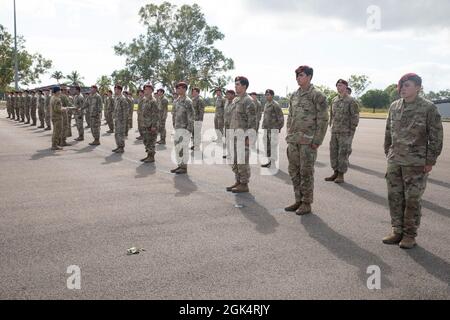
[0,24,52,91]
[114,2,234,94]
[360,89,390,113]
[316,85,338,106]
[97,75,112,94]
[111,69,137,93]
[384,83,400,103]
[348,74,371,98]
[423,89,450,101]
[66,70,85,86]
[51,71,64,84]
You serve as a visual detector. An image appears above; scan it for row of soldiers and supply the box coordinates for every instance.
[3,68,444,250]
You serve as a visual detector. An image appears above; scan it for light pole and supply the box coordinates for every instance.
[13,0,19,90]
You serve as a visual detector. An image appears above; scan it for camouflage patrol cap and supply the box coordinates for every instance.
[398,73,422,92]
[175,81,188,89]
[336,79,348,87]
[295,65,313,77]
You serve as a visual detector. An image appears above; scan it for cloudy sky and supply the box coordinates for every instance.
[1,0,449,96]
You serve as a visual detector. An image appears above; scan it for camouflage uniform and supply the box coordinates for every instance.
[18,93,25,122]
[50,95,64,148]
[84,94,91,128]
[113,94,129,149]
[73,93,85,138]
[12,94,19,120]
[60,94,73,142]
[262,100,284,159]
[30,93,37,125]
[329,95,360,174]
[173,96,194,170]
[24,92,31,123]
[5,94,11,118]
[37,93,45,127]
[229,94,257,184]
[158,96,169,143]
[192,96,206,149]
[214,96,226,137]
[142,96,160,156]
[44,93,51,128]
[89,92,103,141]
[107,95,115,132]
[254,99,263,132]
[384,96,443,238]
[126,96,134,133]
[286,85,329,204]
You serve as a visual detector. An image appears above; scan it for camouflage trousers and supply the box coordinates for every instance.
[137,113,144,137]
[25,105,30,122]
[114,120,126,148]
[15,106,20,120]
[230,137,251,184]
[127,109,133,130]
[106,112,114,132]
[38,105,45,126]
[44,105,51,128]
[287,143,317,204]
[67,109,73,133]
[84,109,91,127]
[143,127,158,155]
[30,104,37,124]
[75,113,84,137]
[329,132,354,174]
[174,133,190,169]
[263,129,280,159]
[52,119,62,147]
[19,106,24,121]
[386,163,428,238]
[214,115,224,137]
[62,110,71,139]
[90,115,101,140]
[159,117,167,142]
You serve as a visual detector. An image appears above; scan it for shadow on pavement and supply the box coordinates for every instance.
[407,246,450,287]
[75,146,95,154]
[234,193,279,235]
[173,174,198,197]
[273,170,292,185]
[102,153,123,165]
[30,148,61,160]
[135,163,156,178]
[301,214,393,288]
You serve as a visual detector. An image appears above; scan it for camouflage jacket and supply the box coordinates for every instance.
[254,99,263,122]
[88,93,103,116]
[173,96,194,133]
[50,96,63,121]
[158,97,169,121]
[113,94,129,123]
[37,95,45,109]
[215,97,226,119]
[330,95,360,134]
[60,94,73,108]
[31,95,37,109]
[224,99,234,129]
[44,95,51,108]
[24,94,31,108]
[73,94,85,115]
[229,94,257,132]
[286,84,329,145]
[142,96,160,129]
[192,96,206,122]
[127,97,134,114]
[384,97,443,166]
[262,100,285,130]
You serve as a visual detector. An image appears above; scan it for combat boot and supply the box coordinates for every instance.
[115,147,124,154]
[144,153,155,163]
[382,233,403,245]
[51,146,63,151]
[261,161,271,168]
[38,125,45,129]
[325,171,339,181]
[226,181,240,192]
[174,167,187,174]
[170,166,180,173]
[399,236,416,249]
[45,126,51,130]
[140,154,149,162]
[106,130,113,134]
[61,141,72,147]
[89,139,100,146]
[232,183,249,193]
[136,136,143,140]
[296,203,312,216]
[285,202,301,212]
[75,136,84,141]
[334,172,345,184]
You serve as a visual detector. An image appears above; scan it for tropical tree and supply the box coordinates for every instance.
[97,75,112,94]
[51,71,64,84]
[66,70,85,86]
[111,69,137,92]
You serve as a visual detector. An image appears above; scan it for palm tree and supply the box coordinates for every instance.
[51,71,64,84]
[66,71,84,86]
[97,75,112,94]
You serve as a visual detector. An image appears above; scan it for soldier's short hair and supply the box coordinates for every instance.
[215,87,222,93]
[91,85,98,90]
[226,89,235,95]
[176,82,188,89]
[265,89,275,96]
[143,83,154,90]
[336,79,348,87]
[398,73,422,91]
[114,84,123,90]
[295,65,313,79]
[347,87,352,94]
[235,76,249,88]
[74,85,81,92]
[157,88,165,94]
[108,90,113,94]
[192,87,200,94]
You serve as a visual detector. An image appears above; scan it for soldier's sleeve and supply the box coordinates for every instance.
[162,99,168,119]
[287,96,292,131]
[384,106,393,156]
[121,98,128,122]
[350,99,360,132]
[153,100,160,129]
[186,101,194,133]
[247,100,257,132]
[312,92,329,146]
[426,106,444,166]
[276,104,285,130]
[199,99,205,121]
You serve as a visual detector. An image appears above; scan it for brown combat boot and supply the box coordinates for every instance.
[325,171,339,181]
[261,161,271,168]
[115,147,124,154]
[232,183,249,193]
[170,166,180,173]
[89,139,100,146]
[226,181,240,192]
[144,153,155,163]
[296,203,312,216]
[334,172,345,184]
[51,146,63,151]
[382,233,403,245]
[285,202,301,212]
[399,235,416,249]
[175,167,187,174]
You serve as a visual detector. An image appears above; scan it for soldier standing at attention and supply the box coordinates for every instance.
[60,86,73,146]
[105,89,115,134]
[285,65,329,215]
[214,88,226,142]
[18,90,25,122]
[50,87,66,151]
[223,89,236,159]
[125,91,134,136]
[44,89,52,130]
[250,92,263,132]
[88,85,103,146]
[191,87,206,151]
[136,89,144,140]
[37,90,46,128]
[382,73,443,249]
[30,90,38,126]
[23,90,31,124]
[261,89,284,168]
[325,79,360,183]
[170,82,194,174]
[111,85,129,154]
[226,76,257,193]
[73,86,85,141]
[156,89,169,145]
[140,84,160,163]
[5,92,11,119]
